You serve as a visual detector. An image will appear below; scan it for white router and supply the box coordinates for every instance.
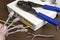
[7,0,57,31]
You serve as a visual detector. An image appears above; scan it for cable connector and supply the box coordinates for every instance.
[8,17,20,28]
[8,29,28,35]
[8,24,24,31]
[8,11,14,18]
[4,11,14,26]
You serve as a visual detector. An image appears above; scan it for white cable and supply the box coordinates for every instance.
[34,34,54,37]
[31,34,53,40]
[27,33,54,38]
[8,24,24,31]
[8,29,28,35]
[4,11,14,26]
[8,17,20,28]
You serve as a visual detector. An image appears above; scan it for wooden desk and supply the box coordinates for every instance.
[0,0,60,40]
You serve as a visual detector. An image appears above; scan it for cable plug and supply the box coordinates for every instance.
[4,11,14,26]
[8,24,24,31]
[8,17,20,28]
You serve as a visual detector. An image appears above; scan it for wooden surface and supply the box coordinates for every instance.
[0,0,60,40]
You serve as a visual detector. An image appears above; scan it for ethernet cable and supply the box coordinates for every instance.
[0,20,28,35]
[8,29,28,35]
[27,33,54,40]
[4,11,14,26]
[8,24,28,35]
[8,24,24,31]
[0,20,31,28]
[7,17,20,28]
